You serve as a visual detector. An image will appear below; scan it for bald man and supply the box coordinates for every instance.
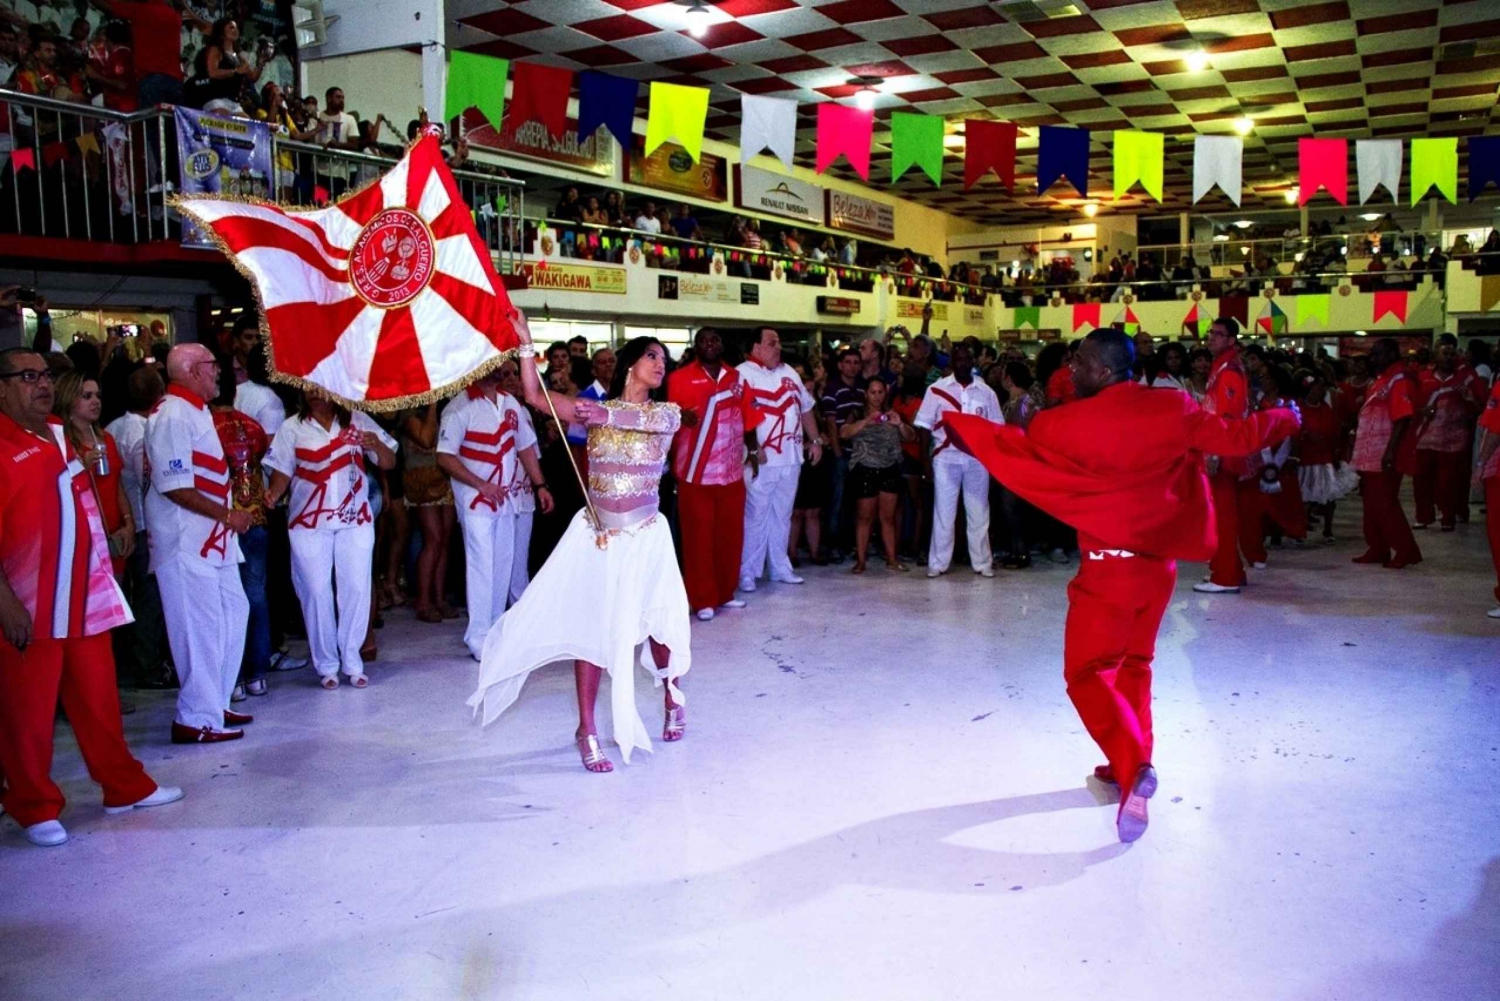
[146,345,252,743]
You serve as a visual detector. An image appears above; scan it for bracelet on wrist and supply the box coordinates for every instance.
[516,344,537,358]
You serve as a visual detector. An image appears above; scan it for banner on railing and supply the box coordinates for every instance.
[827,189,894,240]
[736,165,825,225]
[174,106,274,248]
[627,139,728,202]
[521,262,626,294]
[464,111,614,176]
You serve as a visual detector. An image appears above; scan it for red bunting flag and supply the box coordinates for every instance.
[11,147,35,173]
[42,140,71,168]
[1219,294,1250,328]
[506,62,572,141]
[1372,289,1408,324]
[815,103,874,180]
[964,119,1017,190]
[1071,301,1100,332]
[1299,138,1348,206]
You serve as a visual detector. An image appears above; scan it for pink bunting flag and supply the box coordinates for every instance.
[1299,138,1348,206]
[1071,301,1100,332]
[11,147,35,173]
[1372,290,1408,324]
[815,104,874,180]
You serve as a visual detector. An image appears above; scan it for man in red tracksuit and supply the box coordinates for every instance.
[1352,338,1422,569]
[667,328,759,621]
[945,329,1299,843]
[1412,336,1482,531]
[1196,317,1251,593]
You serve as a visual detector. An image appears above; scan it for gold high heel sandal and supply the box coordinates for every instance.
[576,733,613,772]
[663,706,686,742]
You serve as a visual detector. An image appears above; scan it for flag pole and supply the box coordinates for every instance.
[537,382,607,548]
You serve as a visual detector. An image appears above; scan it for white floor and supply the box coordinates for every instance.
[1,512,1497,1001]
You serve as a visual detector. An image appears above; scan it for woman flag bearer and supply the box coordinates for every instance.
[264,392,397,690]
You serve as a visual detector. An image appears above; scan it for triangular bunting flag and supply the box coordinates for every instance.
[740,94,796,170]
[1256,300,1287,339]
[1295,294,1330,327]
[1193,135,1242,206]
[1480,275,1500,313]
[1183,302,1211,338]
[815,103,874,180]
[1038,126,1089,197]
[1356,139,1401,204]
[964,118,1017,190]
[577,71,638,149]
[1113,130,1163,201]
[1468,136,1500,201]
[444,51,508,131]
[1072,301,1100,332]
[1014,305,1040,330]
[505,61,571,140]
[1219,294,1249,328]
[75,132,100,157]
[11,147,35,173]
[42,140,71,168]
[645,81,709,162]
[1372,290,1408,324]
[891,112,943,185]
[1410,138,1457,206]
[1299,138,1348,206]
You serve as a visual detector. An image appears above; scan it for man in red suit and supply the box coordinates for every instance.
[1195,317,1251,594]
[945,329,1299,843]
[1474,377,1500,619]
[1352,338,1421,569]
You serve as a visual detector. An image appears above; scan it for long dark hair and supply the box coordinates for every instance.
[297,390,352,427]
[1035,342,1070,389]
[609,336,667,400]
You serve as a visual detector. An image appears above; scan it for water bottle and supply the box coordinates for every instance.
[91,431,110,477]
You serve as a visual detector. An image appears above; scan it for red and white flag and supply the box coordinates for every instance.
[174,137,517,410]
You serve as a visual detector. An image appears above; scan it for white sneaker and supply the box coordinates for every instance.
[1251,561,1267,570]
[1193,581,1241,594]
[1489,607,1500,619]
[927,568,944,578]
[719,599,746,609]
[695,608,715,622]
[738,577,757,593]
[25,820,67,847]
[772,573,805,585]
[977,566,995,578]
[104,785,185,815]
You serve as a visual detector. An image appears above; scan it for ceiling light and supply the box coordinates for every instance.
[854,88,876,110]
[1083,202,1098,217]
[1233,117,1253,135]
[684,2,710,37]
[1294,251,1305,262]
[1212,234,1229,242]
[1185,50,1210,73]
[1341,245,1348,256]
[1359,212,1382,222]
[1234,220,1253,229]
[1240,246,1250,255]
[1354,330,1367,337]
[1284,187,1299,204]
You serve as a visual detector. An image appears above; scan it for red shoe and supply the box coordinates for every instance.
[223,709,254,726]
[1093,764,1118,785]
[1351,551,1388,564]
[171,722,244,744]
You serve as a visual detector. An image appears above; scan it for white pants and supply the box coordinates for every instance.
[157,555,249,730]
[929,455,992,573]
[289,525,374,678]
[508,512,533,606]
[740,463,798,583]
[460,510,516,659]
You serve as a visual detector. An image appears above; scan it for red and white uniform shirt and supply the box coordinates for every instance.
[1414,367,1480,453]
[737,359,814,468]
[504,407,539,516]
[0,415,132,640]
[146,385,241,568]
[668,361,758,487]
[915,374,1003,462]
[1352,367,1417,473]
[264,411,396,531]
[1479,380,1500,481]
[436,389,536,517]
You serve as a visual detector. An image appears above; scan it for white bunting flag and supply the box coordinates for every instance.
[740,94,797,171]
[1193,135,1242,206]
[1357,139,1402,204]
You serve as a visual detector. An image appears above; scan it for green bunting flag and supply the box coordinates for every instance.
[891,113,944,186]
[1113,130,1164,201]
[1015,306,1041,330]
[1295,294,1330,327]
[444,51,509,131]
[1410,138,1458,206]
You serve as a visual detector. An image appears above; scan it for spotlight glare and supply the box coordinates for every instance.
[1234,117,1254,135]
[1185,50,1210,73]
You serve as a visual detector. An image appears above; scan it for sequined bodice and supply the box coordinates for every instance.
[586,401,680,527]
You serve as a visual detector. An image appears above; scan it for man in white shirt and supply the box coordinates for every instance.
[633,200,661,235]
[436,373,551,660]
[737,326,822,592]
[145,345,252,743]
[915,342,1003,577]
[580,347,615,403]
[499,363,541,606]
[105,366,167,686]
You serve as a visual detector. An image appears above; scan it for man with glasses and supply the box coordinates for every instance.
[145,344,252,743]
[0,348,182,847]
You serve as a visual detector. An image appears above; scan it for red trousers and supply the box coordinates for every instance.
[1237,474,1309,564]
[1413,449,1467,528]
[1064,547,1175,794]
[678,479,746,613]
[0,632,156,827]
[1358,471,1422,565]
[1487,476,1500,604]
[1208,471,1245,587]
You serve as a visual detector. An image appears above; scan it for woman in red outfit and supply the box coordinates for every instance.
[53,373,132,577]
[1296,371,1357,543]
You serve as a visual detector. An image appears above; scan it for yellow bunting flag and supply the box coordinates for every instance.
[1410,138,1458,206]
[1295,293,1330,327]
[645,81,710,163]
[1480,275,1500,313]
[1113,130,1164,201]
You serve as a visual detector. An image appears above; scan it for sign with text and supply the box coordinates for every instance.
[827,189,895,240]
[817,295,861,316]
[464,113,614,175]
[895,299,947,321]
[965,306,985,324]
[521,262,626,294]
[677,276,737,304]
[174,106,273,248]
[740,283,759,306]
[736,165,826,226]
[628,140,728,202]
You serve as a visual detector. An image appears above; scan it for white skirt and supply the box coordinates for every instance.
[467,508,691,763]
[1298,462,1359,505]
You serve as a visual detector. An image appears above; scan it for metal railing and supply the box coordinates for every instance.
[1135,229,1493,269]
[0,89,528,275]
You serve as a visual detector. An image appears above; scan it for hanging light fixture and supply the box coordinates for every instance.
[1185,50,1210,73]
[684,2,711,38]
[1233,117,1254,135]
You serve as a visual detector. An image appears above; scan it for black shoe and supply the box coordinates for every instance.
[1002,554,1032,570]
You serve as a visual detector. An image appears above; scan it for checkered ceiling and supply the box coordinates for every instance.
[448,0,1500,225]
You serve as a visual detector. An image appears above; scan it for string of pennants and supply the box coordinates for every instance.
[3,131,103,175]
[446,52,1500,203]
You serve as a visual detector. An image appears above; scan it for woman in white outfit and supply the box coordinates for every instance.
[469,311,690,773]
[264,392,397,690]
